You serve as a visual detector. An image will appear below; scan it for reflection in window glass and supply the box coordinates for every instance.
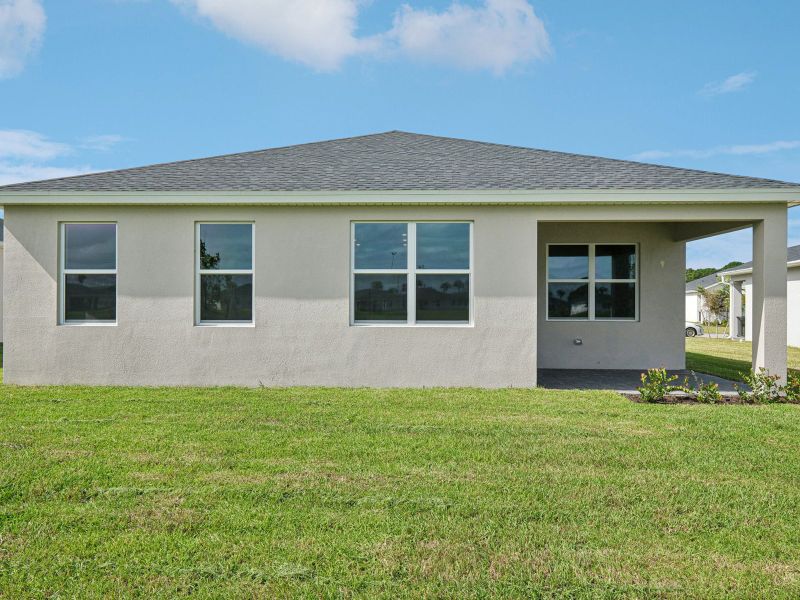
[595,283,636,319]
[416,275,469,322]
[354,275,407,321]
[200,274,253,321]
[64,223,116,270]
[416,223,470,269]
[65,274,116,321]
[199,224,253,270]
[596,245,636,280]
[548,283,589,319]
[548,245,589,280]
[354,223,408,270]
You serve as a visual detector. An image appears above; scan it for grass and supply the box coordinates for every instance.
[2,385,800,597]
[686,337,800,381]
[697,323,728,336]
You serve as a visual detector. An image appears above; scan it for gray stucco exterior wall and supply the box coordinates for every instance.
[2,201,788,386]
[3,205,538,387]
[537,222,685,370]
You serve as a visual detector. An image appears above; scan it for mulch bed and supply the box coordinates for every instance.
[622,393,799,405]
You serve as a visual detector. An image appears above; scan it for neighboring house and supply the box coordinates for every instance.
[720,245,800,347]
[0,218,3,343]
[684,273,726,323]
[0,131,797,386]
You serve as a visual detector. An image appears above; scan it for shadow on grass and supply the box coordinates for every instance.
[685,352,749,382]
[687,350,799,383]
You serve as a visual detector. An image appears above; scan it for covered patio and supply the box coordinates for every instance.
[535,199,790,384]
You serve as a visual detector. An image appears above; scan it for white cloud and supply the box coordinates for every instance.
[726,141,800,155]
[387,0,551,73]
[0,129,119,186]
[0,0,45,78]
[172,0,372,71]
[0,129,69,160]
[699,71,756,97]
[0,162,95,185]
[80,134,128,151]
[631,140,800,162]
[173,0,550,73]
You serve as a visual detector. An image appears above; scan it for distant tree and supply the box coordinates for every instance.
[686,267,717,283]
[440,281,452,295]
[697,284,729,323]
[720,261,744,270]
[200,240,221,270]
[686,261,744,283]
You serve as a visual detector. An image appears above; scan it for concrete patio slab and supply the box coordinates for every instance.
[538,369,739,394]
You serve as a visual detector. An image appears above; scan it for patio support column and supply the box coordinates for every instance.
[751,208,788,381]
[728,280,743,338]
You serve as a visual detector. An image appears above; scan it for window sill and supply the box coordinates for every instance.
[196,322,255,328]
[545,319,639,323]
[352,322,474,328]
[60,322,118,327]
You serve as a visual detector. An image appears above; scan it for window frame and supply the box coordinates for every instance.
[59,221,118,326]
[195,221,255,327]
[350,221,474,327]
[546,242,639,322]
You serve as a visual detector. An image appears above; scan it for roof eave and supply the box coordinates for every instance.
[1,187,799,206]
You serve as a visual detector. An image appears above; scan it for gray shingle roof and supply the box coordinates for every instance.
[686,273,725,292]
[718,244,800,275]
[0,131,797,193]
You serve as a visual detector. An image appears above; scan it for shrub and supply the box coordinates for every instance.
[785,373,800,403]
[736,368,782,404]
[638,368,682,403]
[686,371,723,404]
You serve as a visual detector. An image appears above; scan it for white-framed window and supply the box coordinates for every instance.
[351,221,473,326]
[546,243,638,321]
[195,222,254,325]
[60,222,118,325]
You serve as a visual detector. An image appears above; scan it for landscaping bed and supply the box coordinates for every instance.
[623,392,743,404]
[624,392,799,404]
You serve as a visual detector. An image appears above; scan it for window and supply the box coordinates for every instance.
[196,223,254,324]
[351,222,472,325]
[60,223,117,324]
[547,243,637,321]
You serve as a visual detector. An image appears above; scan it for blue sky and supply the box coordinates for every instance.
[1,0,798,267]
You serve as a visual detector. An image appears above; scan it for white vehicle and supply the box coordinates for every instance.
[685,322,704,337]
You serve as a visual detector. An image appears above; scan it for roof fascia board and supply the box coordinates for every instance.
[1,188,799,205]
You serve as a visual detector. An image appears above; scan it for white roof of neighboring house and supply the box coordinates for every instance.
[719,244,800,277]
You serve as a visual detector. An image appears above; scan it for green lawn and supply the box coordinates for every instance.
[696,323,728,336]
[686,337,800,381]
[2,386,800,597]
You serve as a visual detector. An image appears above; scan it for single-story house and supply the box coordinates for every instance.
[721,244,800,346]
[0,131,796,386]
[684,273,726,324]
